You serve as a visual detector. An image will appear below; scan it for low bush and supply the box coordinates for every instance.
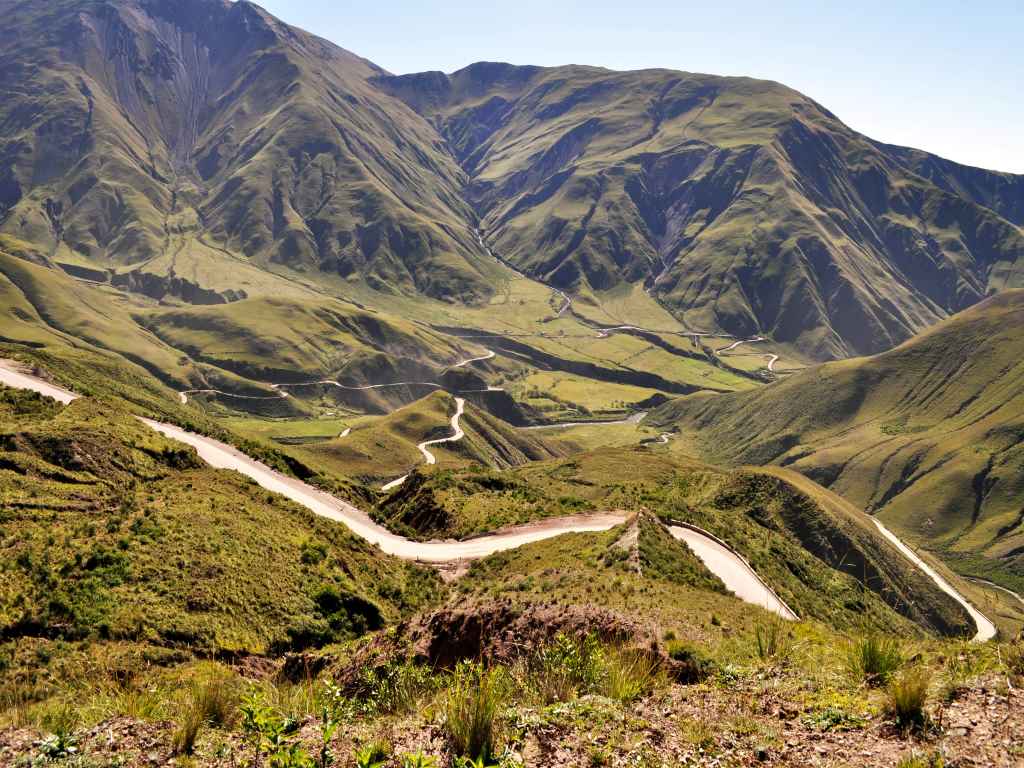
[358,658,436,715]
[665,640,716,683]
[530,632,605,704]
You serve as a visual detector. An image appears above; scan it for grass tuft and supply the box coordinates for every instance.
[753,617,791,662]
[601,648,665,703]
[846,635,903,686]
[442,662,508,763]
[172,672,241,755]
[885,667,931,732]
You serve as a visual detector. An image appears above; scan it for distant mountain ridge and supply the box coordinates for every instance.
[0,0,1021,360]
[379,62,1024,359]
[0,0,496,304]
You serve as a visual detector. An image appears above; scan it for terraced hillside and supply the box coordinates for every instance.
[651,290,1024,589]
[380,63,1024,359]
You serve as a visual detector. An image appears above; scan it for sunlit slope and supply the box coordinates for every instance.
[652,291,1024,582]
[0,0,497,304]
[0,249,199,387]
[291,391,566,484]
[378,446,972,635]
[140,296,467,382]
[380,63,1024,359]
[0,389,440,654]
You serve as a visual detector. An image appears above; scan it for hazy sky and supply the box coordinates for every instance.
[256,0,1023,174]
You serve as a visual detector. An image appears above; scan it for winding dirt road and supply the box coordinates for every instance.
[143,415,624,561]
[179,389,289,405]
[871,519,996,642]
[266,349,495,398]
[965,577,1024,609]
[446,350,496,370]
[0,358,1002,634]
[669,524,799,621]
[519,411,648,430]
[716,336,766,354]
[381,397,466,492]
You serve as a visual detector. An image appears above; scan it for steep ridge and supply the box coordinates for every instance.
[650,290,1024,588]
[0,0,495,303]
[0,0,1021,364]
[378,63,1024,359]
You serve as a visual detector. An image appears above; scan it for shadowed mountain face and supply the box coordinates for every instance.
[0,0,494,303]
[379,63,1024,359]
[0,0,1022,360]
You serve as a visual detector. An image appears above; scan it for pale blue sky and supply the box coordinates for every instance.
[257,0,1023,173]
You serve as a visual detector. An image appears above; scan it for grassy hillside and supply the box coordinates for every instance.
[651,291,1024,591]
[375,447,971,635]
[271,391,566,486]
[0,250,200,388]
[380,63,1024,359]
[0,0,500,304]
[139,296,467,382]
[0,387,441,660]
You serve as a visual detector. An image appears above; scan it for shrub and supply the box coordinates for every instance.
[753,618,790,662]
[36,732,78,762]
[601,648,664,703]
[240,688,312,768]
[442,662,509,763]
[885,668,931,732]
[353,740,391,768]
[846,635,903,686]
[665,640,716,683]
[531,632,605,703]
[315,705,341,768]
[359,658,436,715]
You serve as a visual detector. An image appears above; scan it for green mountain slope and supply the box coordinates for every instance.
[380,448,972,635]
[650,290,1024,588]
[379,63,1024,359]
[0,388,440,654]
[0,0,498,304]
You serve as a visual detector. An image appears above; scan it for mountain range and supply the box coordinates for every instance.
[3,1,1024,765]
[1,0,1022,361]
